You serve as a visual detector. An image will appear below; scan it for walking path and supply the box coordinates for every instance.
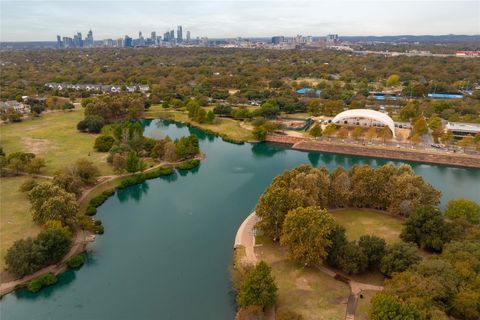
[235,212,384,320]
[0,230,94,297]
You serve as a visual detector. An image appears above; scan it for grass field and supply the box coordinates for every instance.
[144,105,255,142]
[255,240,350,320]
[355,290,377,320]
[331,209,404,244]
[0,109,113,176]
[0,176,43,268]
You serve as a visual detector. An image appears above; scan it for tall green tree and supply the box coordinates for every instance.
[280,206,337,266]
[237,261,277,309]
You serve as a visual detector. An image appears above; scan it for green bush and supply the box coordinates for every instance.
[67,254,85,269]
[19,178,39,192]
[93,224,104,234]
[118,174,146,189]
[94,135,115,152]
[144,167,174,180]
[85,206,97,216]
[27,273,58,292]
[175,160,200,171]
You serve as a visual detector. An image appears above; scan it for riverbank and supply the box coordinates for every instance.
[265,134,480,169]
[0,155,203,298]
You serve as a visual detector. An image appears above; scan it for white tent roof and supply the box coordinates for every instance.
[332,109,396,137]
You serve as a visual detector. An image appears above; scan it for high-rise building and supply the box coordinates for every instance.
[177,26,183,42]
[186,31,191,42]
[85,30,94,47]
[138,31,145,46]
[56,35,62,48]
[163,31,169,42]
[170,30,175,42]
[124,35,133,47]
[151,31,156,45]
[327,34,339,43]
[271,36,284,44]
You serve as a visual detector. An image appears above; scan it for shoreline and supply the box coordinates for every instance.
[265,134,480,169]
[0,155,204,298]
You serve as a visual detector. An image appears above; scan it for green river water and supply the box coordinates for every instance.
[1,119,479,320]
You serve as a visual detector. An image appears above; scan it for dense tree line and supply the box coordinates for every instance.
[256,164,440,240]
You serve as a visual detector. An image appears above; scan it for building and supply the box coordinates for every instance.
[186,31,191,42]
[170,30,175,42]
[56,35,62,48]
[85,30,94,47]
[427,93,464,100]
[151,31,156,45]
[123,35,133,47]
[327,34,339,43]
[0,100,28,113]
[331,109,396,138]
[177,26,183,42]
[271,36,284,44]
[445,122,480,139]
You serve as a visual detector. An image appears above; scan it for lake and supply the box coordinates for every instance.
[1,119,479,320]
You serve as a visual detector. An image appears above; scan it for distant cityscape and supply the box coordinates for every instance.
[55,27,342,49]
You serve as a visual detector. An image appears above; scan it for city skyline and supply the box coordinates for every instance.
[1,0,479,41]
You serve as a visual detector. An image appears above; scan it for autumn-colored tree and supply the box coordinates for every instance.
[280,206,337,266]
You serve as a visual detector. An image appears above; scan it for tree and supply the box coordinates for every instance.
[364,127,377,141]
[337,241,368,274]
[126,152,140,173]
[72,159,99,185]
[237,261,277,309]
[370,293,421,320]
[428,116,443,142]
[25,157,46,174]
[440,131,453,146]
[280,206,337,266]
[94,135,115,152]
[386,74,400,87]
[323,123,336,137]
[52,171,83,196]
[28,183,78,225]
[337,127,349,139]
[309,124,322,138]
[308,100,320,115]
[458,135,474,151]
[380,243,421,277]
[77,115,105,133]
[325,224,348,267]
[4,228,71,277]
[412,116,428,137]
[351,127,363,140]
[358,235,386,269]
[380,127,393,142]
[112,153,127,173]
[252,126,268,141]
[206,110,215,124]
[445,198,480,225]
[400,206,452,252]
[175,135,200,160]
[328,166,350,208]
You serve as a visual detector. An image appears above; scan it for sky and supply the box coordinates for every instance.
[0,0,479,41]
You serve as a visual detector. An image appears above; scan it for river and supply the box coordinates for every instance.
[1,119,479,320]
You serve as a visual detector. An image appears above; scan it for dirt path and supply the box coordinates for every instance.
[237,212,384,320]
[0,230,93,297]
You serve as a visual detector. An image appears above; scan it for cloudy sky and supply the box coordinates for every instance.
[1,0,479,41]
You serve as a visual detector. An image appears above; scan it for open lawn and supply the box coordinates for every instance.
[145,105,255,142]
[255,239,350,320]
[331,209,404,244]
[0,176,43,268]
[0,109,113,176]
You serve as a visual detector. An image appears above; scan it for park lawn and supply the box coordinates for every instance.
[255,240,350,320]
[145,105,255,142]
[0,109,113,176]
[0,176,43,268]
[355,290,377,320]
[331,209,404,244]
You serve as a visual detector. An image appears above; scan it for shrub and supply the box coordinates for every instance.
[77,115,105,133]
[27,273,58,292]
[358,235,386,270]
[67,254,85,269]
[85,206,97,216]
[143,167,174,180]
[175,160,200,171]
[94,135,115,152]
[370,293,421,320]
[19,178,38,192]
[337,242,368,274]
[118,174,146,189]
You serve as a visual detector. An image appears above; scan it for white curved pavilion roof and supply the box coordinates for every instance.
[332,109,396,137]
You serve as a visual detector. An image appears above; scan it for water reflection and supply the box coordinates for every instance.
[307,152,320,167]
[13,269,77,300]
[251,142,286,158]
[117,182,150,203]
[177,164,201,176]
